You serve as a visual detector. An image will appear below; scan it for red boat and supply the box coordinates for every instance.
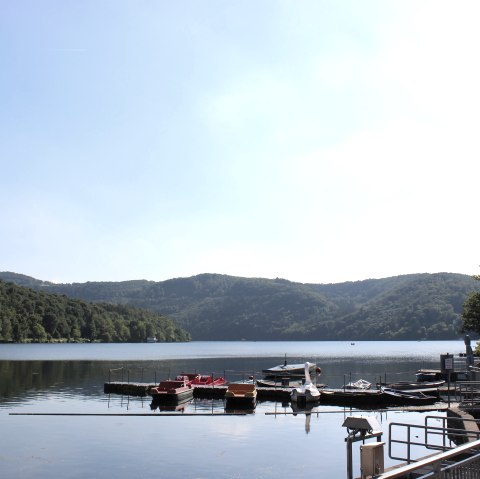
[150,376,194,403]
[177,373,227,387]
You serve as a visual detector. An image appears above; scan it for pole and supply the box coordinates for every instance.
[447,371,451,408]
[346,436,353,479]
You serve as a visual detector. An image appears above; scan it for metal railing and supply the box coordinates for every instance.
[388,421,480,464]
[424,415,480,450]
[375,438,480,478]
[457,381,480,405]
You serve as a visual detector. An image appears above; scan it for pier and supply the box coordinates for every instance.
[104,381,292,401]
[103,381,457,408]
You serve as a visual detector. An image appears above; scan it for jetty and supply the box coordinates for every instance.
[104,382,291,401]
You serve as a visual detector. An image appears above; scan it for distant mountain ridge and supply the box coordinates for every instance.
[1,271,478,341]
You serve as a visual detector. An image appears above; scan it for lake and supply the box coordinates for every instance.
[0,340,473,478]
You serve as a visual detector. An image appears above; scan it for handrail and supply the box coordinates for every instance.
[375,438,480,478]
[388,422,480,463]
[424,414,480,451]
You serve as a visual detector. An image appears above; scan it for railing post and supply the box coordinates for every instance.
[407,425,411,464]
[346,436,353,479]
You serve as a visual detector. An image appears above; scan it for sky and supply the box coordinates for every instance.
[1,1,479,285]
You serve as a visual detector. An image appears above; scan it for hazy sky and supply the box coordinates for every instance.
[1,1,479,285]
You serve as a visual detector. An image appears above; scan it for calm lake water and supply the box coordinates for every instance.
[0,340,473,478]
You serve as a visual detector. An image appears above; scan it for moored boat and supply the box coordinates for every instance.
[150,377,194,403]
[178,373,227,387]
[320,389,385,408]
[377,380,444,394]
[256,378,304,389]
[290,362,321,404]
[263,357,320,379]
[381,387,438,406]
[320,387,438,407]
[224,383,257,410]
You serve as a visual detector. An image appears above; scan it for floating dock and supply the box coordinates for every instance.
[104,381,291,401]
[104,381,455,407]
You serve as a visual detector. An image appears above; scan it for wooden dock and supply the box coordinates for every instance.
[104,381,291,401]
[103,382,455,408]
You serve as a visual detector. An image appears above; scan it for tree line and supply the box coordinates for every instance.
[0,280,190,343]
[1,271,480,342]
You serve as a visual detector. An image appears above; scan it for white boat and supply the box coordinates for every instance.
[263,356,320,378]
[344,379,372,390]
[290,362,321,404]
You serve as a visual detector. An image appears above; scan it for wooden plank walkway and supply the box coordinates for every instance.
[103,382,454,408]
[104,382,291,401]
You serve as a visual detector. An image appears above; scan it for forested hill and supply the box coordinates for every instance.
[0,280,191,343]
[1,272,478,341]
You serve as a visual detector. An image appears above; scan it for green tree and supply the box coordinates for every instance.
[32,323,48,342]
[461,274,480,353]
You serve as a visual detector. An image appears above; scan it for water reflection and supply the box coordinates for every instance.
[0,347,455,479]
[0,354,441,408]
[150,397,192,413]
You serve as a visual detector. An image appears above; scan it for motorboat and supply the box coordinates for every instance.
[290,362,321,404]
[263,356,321,379]
[150,377,194,403]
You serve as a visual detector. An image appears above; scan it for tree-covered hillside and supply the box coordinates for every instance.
[0,280,190,343]
[2,272,478,341]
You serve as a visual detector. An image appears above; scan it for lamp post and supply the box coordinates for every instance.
[343,416,383,479]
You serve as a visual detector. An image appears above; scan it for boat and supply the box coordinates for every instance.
[177,373,227,387]
[415,369,443,381]
[320,387,438,408]
[263,356,321,379]
[377,380,444,394]
[290,362,321,404]
[381,387,438,406]
[224,383,257,409]
[256,378,304,388]
[344,379,372,390]
[149,376,194,403]
[320,389,385,408]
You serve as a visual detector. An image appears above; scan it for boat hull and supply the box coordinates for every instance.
[150,378,194,403]
[320,390,385,408]
[256,378,303,389]
[320,388,438,408]
[262,363,318,379]
[224,383,257,410]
